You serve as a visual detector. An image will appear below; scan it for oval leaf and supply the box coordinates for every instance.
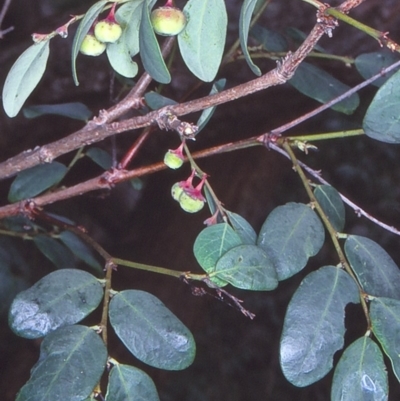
[106,40,139,78]
[3,40,50,118]
[109,290,196,370]
[331,336,388,401]
[289,62,360,115]
[8,269,104,339]
[8,161,67,203]
[363,69,400,143]
[23,102,92,121]
[144,91,177,110]
[239,0,261,76]
[139,0,170,84]
[178,0,227,82]
[314,185,345,232]
[86,147,113,170]
[105,364,160,401]
[16,325,107,401]
[250,24,288,52]
[215,244,278,290]
[193,222,243,286]
[257,202,325,281]
[345,235,400,299]
[370,297,400,382]
[280,266,359,387]
[226,211,257,245]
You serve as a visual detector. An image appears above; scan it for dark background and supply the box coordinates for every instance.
[1,0,400,400]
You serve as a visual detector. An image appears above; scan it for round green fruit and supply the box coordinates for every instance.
[80,34,106,56]
[94,20,122,43]
[164,150,183,169]
[179,191,205,213]
[171,182,184,201]
[151,7,187,37]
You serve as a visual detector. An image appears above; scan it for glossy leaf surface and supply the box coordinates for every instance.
[109,290,196,370]
[370,297,400,381]
[9,269,103,338]
[3,40,50,117]
[331,336,388,401]
[23,102,92,121]
[257,202,324,280]
[8,161,67,203]
[280,266,359,387]
[16,325,107,401]
[345,235,400,299]
[105,364,160,401]
[314,185,345,232]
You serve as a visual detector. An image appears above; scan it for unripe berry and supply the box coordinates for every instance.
[94,20,122,43]
[179,191,205,213]
[151,7,187,37]
[171,182,184,201]
[164,149,184,169]
[80,34,106,56]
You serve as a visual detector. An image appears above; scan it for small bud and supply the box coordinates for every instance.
[80,34,106,56]
[94,20,122,43]
[151,7,187,37]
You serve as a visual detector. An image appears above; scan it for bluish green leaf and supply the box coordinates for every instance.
[16,325,107,401]
[355,50,399,87]
[226,211,257,245]
[331,336,388,401]
[257,202,325,280]
[139,0,170,84]
[9,269,103,339]
[193,223,243,286]
[289,62,360,114]
[105,364,160,401]
[239,0,261,76]
[58,231,102,272]
[71,0,108,86]
[8,161,67,203]
[106,41,139,78]
[23,102,92,121]
[178,0,227,82]
[363,69,400,143]
[314,185,345,232]
[3,40,50,118]
[109,290,196,370]
[286,27,326,53]
[370,297,400,381]
[33,235,76,270]
[145,91,177,110]
[86,147,113,170]
[250,24,288,52]
[215,244,278,290]
[280,266,359,387]
[196,78,226,134]
[345,235,400,299]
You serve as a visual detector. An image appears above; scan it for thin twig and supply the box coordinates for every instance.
[0,0,13,39]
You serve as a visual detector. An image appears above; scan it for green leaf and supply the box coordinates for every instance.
[257,202,325,281]
[105,364,160,401]
[106,40,139,78]
[16,325,107,401]
[144,91,177,110]
[86,147,113,170]
[193,223,243,286]
[139,0,171,84]
[178,0,227,82]
[196,78,226,133]
[71,0,108,86]
[9,269,104,339]
[226,211,257,245]
[280,266,359,387]
[239,0,261,76]
[109,290,196,370]
[289,62,360,114]
[363,69,400,143]
[8,161,67,203]
[2,40,50,118]
[58,231,102,272]
[33,235,76,270]
[331,336,388,401]
[23,102,92,121]
[345,235,400,299]
[286,27,326,53]
[370,297,400,381]
[215,244,278,290]
[314,185,345,232]
[250,24,288,52]
[355,50,399,87]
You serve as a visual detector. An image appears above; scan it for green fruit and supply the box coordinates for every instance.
[80,34,106,56]
[164,150,183,169]
[151,7,187,37]
[179,191,205,213]
[171,182,184,201]
[94,20,122,43]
